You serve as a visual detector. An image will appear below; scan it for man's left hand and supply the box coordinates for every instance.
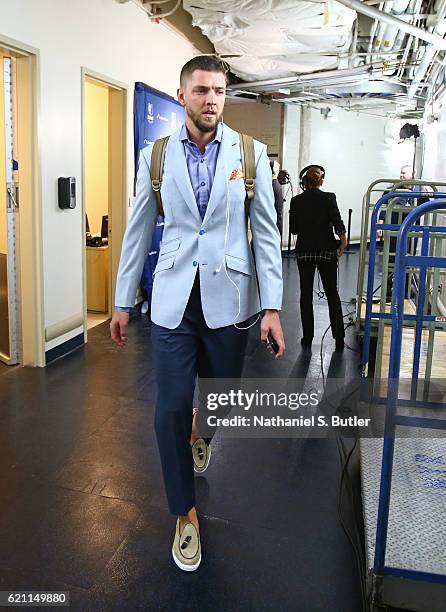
[261,309,286,359]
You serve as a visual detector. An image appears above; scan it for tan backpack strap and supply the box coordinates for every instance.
[150,136,170,217]
[239,133,256,218]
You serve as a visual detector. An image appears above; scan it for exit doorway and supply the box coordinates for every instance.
[82,70,127,333]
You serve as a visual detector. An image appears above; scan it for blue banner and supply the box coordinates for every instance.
[133,82,185,304]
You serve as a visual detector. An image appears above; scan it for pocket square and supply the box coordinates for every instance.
[229,168,244,180]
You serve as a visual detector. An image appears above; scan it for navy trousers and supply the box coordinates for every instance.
[151,274,250,515]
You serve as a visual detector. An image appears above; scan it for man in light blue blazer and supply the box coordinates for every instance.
[111,56,285,571]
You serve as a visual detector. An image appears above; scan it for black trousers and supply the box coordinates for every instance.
[297,258,344,341]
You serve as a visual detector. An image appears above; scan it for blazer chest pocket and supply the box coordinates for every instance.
[225,254,252,275]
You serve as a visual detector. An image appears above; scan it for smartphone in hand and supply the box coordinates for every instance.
[266,333,279,355]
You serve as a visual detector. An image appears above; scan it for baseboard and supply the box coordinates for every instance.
[45,332,84,365]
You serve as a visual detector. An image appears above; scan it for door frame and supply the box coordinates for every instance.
[81,68,127,339]
[0,35,44,367]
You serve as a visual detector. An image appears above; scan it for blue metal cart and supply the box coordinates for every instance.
[360,198,446,611]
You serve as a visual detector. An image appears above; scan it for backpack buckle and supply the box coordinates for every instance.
[245,179,255,199]
[152,179,161,192]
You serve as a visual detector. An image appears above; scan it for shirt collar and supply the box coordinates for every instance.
[180,121,223,145]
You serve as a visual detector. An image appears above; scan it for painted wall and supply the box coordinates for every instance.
[0,0,198,353]
[423,96,446,308]
[423,110,446,181]
[85,80,108,237]
[308,106,403,241]
[278,105,406,242]
[281,105,301,246]
[282,106,301,186]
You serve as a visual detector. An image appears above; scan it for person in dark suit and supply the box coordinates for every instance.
[290,165,347,350]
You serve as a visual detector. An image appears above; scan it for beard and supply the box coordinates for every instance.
[186,104,222,133]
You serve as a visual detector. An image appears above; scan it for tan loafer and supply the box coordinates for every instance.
[172,518,201,571]
[192,437,211,473]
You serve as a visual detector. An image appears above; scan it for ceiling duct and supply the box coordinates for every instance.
[226,63,386,93]
[325,80,406,96]
[183,0,357,81]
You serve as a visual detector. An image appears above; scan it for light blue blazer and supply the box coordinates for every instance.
[115,123,283,329]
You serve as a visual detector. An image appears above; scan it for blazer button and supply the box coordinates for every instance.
[193,260,198,266]
[199,229,205,235]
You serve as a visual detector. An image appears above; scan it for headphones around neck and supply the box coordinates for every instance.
[299,164,326,190]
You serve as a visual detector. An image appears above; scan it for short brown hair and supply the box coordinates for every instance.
[306,166,324,189]
[180,55,228,86]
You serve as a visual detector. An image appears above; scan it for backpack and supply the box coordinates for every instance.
[150,132,256,219]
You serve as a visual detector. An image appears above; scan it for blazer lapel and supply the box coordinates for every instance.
[202,126,234,225]
[169,132,202,224]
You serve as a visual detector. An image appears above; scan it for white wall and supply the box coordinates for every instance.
[423,94,446,308]
[282,105,301,245]
[281,105,416,241]
[423,109,446,182]
[307,107,403,241]
[0,0,197,353]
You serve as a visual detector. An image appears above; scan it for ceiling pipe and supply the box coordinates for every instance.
[395,0,423,78]
[380,0,410,52]
[373,1,393,52]
[226,62,385,92]
[260,73,405,99]
[336,0,446,49]
[367,1,384,63]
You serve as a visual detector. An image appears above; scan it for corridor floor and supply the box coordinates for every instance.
[0,253,366,611]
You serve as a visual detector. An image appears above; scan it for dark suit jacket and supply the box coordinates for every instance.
[289,189,346,253]
[272,178,283,235]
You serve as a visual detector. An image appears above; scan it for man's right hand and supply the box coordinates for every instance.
[110,311,130,347]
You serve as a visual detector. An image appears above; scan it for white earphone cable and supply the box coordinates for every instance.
[215,181,260,331]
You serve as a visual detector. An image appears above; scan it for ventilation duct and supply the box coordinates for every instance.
[183,0,357,81]
[325,81,406,96]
